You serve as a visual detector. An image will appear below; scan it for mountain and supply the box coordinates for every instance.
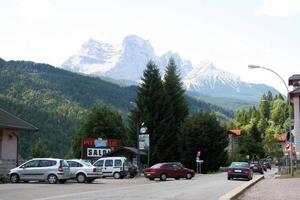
[184,60,279,102]
[0,58,233,158]
[61,35,279,104]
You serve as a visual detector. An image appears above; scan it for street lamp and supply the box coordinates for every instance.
[248,64,293,176]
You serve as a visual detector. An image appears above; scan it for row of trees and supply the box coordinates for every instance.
[227,91,288,161]
[71,58,228,172]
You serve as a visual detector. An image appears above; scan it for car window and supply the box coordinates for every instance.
[105,159,113,167]
[67,161,83,167]
[151,164,163,169]
[82,160,92,166]
[163,164,173,169]
[173,164,182,169]
[230,162,248,168]
[114,159,122,167]
[40,160,56,167]
[24,160,39,168]
[60,160,69,167]
[94,160,104,167]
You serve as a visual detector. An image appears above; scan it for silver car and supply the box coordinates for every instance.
[8,158,70,184]
[67,159,102,183]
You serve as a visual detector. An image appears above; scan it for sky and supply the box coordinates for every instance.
[0,0,300,94]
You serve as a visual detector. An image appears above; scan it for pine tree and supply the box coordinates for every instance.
[155,58,188,162]
[128,61,166,164]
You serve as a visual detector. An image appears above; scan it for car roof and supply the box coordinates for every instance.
[30,158,61,161]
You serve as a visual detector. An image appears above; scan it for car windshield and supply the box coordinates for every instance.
[151,164,163,169]
[230,162,249,168]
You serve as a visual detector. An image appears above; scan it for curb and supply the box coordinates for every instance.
[219,175,264,200]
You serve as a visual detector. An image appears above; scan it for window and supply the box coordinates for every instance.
[23,160,39,168]
[114,159,122,167]
[67,161,83,167]
[40,160,56,167]
[105,160,113,167]
[60,160,69,167]
[94,160,104,167]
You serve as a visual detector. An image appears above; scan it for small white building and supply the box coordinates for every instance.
[0,108,38,175]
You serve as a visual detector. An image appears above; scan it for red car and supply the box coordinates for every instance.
[144,163,195,181]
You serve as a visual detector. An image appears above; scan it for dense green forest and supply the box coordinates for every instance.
[0,58,233,158]
[227,91,288,160]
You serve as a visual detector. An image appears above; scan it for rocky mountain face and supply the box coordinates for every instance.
[61,35,278,102]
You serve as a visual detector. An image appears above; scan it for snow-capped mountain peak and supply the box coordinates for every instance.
[184,61,241,91]
[61,35,279,102]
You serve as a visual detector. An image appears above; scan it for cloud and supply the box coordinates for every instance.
[256,0,300,17]
[14,0,56,20]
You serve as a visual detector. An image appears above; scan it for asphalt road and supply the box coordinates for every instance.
[0,173,260,200]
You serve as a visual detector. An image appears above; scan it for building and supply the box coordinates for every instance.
[0,108,38,175]
[105,146,147,164]
[289,74,300,160]
[227,129,241,157]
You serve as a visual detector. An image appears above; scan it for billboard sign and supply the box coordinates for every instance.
[139,134,149,150]
[82,138,119,159]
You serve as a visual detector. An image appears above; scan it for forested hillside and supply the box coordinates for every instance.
[0,58,233,158]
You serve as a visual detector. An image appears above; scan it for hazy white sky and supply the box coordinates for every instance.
[0,0,300,94]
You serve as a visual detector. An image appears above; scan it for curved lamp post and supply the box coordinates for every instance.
[248,64,293,176]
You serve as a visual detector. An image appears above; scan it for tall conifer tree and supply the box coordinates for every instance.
[128,61,165,164]
[155,58,188,161]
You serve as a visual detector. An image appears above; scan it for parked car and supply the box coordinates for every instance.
[250,161,264,174]
[227,162,253,181]
[261,160,272,170]
[93,157,129,179]
[8,158,70,184]
[144,163,195,181]
[67,159,102,183]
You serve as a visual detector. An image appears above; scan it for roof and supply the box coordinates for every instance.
[288,74,300,86]
[228,130,241,136]
[106,146,147,156]
[290,87,300,98]
[0,108,38,131]
[277,133,286,142]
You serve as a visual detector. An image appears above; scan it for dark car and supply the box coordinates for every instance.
[250,161,264,174]
[144,163,195,181]
[227,162,253,181]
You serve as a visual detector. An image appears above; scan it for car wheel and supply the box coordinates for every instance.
[47,174,58,184]
[186,172,192,179]
[10,173,19,183]
[113,172,121,179]
[227,176,231,180]
[76,173,86,183]
[175,177,180,180]
[160,173,167,181]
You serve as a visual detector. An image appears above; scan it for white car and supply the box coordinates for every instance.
[93,157,129,179]
[9,158,70,184]
[67,159,102,183]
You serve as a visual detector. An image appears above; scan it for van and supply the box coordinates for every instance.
[93,157,129,179]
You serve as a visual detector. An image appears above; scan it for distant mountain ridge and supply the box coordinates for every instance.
[61,35,279,102]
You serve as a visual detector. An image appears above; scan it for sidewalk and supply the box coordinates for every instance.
[236,170,300,200]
